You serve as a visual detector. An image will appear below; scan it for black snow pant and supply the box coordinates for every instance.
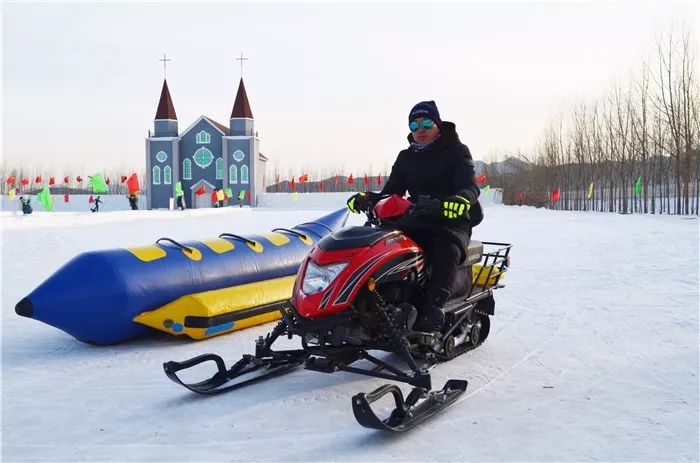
[402,227,462,297]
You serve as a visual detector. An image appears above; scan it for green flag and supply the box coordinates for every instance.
[175,181,184,197]
[90,173,109,193]
[481,184,490,194]
[634,176,642,197]
[225,187,233,198]
[37,184,53,211]
[238,190,245,200]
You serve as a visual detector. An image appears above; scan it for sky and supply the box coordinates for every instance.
[2,1,697,177]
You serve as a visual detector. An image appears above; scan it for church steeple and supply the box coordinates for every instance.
[229,78,254,136]
[230,78,253,119]
[155,79,177,120]
[153,79,178,137]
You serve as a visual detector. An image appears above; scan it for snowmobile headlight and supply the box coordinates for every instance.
[302,261,348,295]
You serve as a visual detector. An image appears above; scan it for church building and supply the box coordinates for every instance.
[145,78,267,209]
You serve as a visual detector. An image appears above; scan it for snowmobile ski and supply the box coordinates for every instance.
[352,379,468,432]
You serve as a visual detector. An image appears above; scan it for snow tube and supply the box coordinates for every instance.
[15,209,349,345]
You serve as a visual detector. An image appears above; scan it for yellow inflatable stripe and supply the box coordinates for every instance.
[182,246,203,261]
[247,241,264,253]
[262,232,290,246]
[133,275,296,340]
[201,239,235,254]
[126,245,167,262]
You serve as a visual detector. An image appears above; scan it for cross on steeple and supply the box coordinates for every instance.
[236,52,248,77]
[158,53,172,79]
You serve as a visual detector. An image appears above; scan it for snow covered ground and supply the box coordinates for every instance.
[2,205,698,462]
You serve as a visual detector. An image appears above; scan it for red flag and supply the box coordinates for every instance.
[120,175,128,183]
[63,176,70,184]
[6,176,15,185]
[195,185,206,196]
[105,178,111,185]
[476,174,487,185]
[126,173,140,194]
[363,173,369,185]
[377,174,382,185]
[64,194,70,203]
[76,176,83,183]
[298,174,308,183]
[88,195,94,204]
[21,178,29,186]
[333,175,339,185]
[290,178,296,190]
[245,191,251,201]
[347,174,354,184]
[35,176,42,184]
[319,181,325,192]
[551,188,560,202]
[49,177,56,186]
[211,190,218,202]
[15,187,20,194]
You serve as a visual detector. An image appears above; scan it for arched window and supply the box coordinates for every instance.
[241,165,249,184]
[183,159,192,180]
[229,165,238,184]
[196,130,211,144]
[216,158,224,180]
[194,147,214,168]
[152,166,161,185]
[163,165,172,185]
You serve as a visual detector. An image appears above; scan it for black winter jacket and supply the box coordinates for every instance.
[380,121,482,260]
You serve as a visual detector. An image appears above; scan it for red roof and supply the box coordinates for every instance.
[231,78,253,119]
[204,116,230,135]
[155,79,177,120]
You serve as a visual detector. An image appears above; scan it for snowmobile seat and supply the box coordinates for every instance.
[319,227,398,252]
[463,240,483,267]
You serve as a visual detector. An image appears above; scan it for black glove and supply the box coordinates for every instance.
[347,192,379,214]
[441,194,471,219]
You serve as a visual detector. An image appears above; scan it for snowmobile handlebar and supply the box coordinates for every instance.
[363,193,450,226]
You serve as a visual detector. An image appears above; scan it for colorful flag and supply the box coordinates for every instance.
[587,182,594,199]
[481,185,490,194]
[76,176,83,183]
[347,174,354,185]
[49,177,56,186]
[634,176,642,197]
[216,189,225,201]
[476,174,487,185]
[377,174,382,185]
[88,195,94,204]
[105,178,111,186]
[89,173,108,193]
[195,186,206,196]
[319,181,325,192]
[64,194,70,203]
[298,174,308,183]
[120,175,128,183]
[8,189,15,200]
[238,190,245,200]
[21,178,29,186]
[6,176,15,185]
[290,178,295,190]
[245,191,251,202]
[63,176,70,184]
[175,181,184,197]
[363,174,369,185]
[552,188,560,202]
[126,173,140,194]
[37,185,53,211]
[35,176,42,184]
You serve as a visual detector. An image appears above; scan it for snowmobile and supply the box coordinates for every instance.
[164,194,512,432]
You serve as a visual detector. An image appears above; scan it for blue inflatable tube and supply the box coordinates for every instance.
[15,209,349,345]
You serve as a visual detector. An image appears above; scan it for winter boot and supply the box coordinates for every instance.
[413,287,449,332]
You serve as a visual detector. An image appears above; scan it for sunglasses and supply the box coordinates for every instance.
[409,119,435,131]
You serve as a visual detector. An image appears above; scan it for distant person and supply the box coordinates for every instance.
[20,196,33,215]
[211,189,219,208]
[176,194,185,210]
[127,193,138,211]
[91,196,102,213]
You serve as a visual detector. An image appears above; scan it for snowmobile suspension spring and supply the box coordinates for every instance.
[373,292,421,372]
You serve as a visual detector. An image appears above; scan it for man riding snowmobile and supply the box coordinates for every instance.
[348,100,482,332]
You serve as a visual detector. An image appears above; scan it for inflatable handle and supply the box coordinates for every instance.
[156,237,194,254]
[271,228,309,241]
[218,233,258,247]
